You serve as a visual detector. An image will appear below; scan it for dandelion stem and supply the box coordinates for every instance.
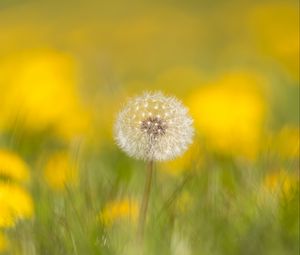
[138,160,154,240]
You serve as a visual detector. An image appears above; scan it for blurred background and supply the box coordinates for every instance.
[0,0,299,254]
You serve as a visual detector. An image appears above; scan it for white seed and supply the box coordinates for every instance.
[114,91,194,161]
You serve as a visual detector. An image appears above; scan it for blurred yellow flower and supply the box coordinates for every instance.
[0,204,14,228]
[99,199,139,227]
[264,170,298,197]
[249,3,299,79]
[0,50,91,140]
[0,232,8,253]
[0,150,30,183]
[43,152,78,191]
[0,183,34,228]
[188,72,266,159]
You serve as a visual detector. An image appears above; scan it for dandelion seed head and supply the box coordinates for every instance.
[114,91,194,161]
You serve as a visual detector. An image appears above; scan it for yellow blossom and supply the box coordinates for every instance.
[0,204,15,228]
[0,183,34,228]
[43,152,78,191]
[99,199,139,227]
[264,170,298,197]
[0,50,91,140]
[188,72,266,159]
[0,150,30,183]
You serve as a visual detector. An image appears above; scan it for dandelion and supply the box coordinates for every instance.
[0,204,14,228]
[43,152,78,191]
[188,72,265,159]
[0,150,30,183]
[114,91,194,239]
[0,183,34,228]
[264,170,298,197]
[99,198,139,227]
[0,50,91,141]
[114,91,194,161]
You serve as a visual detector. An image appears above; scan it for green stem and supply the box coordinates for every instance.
[138,160,154,240]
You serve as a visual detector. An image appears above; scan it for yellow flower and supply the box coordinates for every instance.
[43,152,78,191]
[264,170,298,197]
[0,204,14,228]
[99,199,139,227]
[188,72,266,159]
[0,150,30,183]
[0,183,34,228]
[0,232,9,253]
[0,50,91,140]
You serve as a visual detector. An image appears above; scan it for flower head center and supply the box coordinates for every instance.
[140,117,167,137]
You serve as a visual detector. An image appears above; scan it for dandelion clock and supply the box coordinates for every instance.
[114,91,194,239]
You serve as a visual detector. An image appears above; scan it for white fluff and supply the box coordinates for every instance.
[114,91,194,161]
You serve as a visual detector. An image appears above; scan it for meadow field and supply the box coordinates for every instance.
[0,0,299,254]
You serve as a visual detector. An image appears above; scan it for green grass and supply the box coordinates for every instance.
[3,139,299,255]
